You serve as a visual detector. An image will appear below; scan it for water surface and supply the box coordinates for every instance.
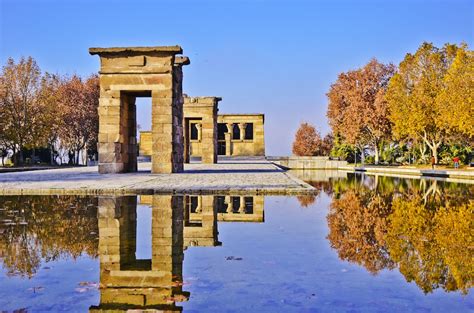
[0,173,472,312]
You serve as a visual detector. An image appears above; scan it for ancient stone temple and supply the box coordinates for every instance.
[139,112,265,159]
[183,96,221,164]
[217,114,265,156]
[89,46,189,174]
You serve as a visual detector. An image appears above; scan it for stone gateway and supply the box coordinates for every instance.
[89,46,189,174]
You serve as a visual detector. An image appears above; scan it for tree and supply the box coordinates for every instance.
[292,122,324,156]
[435,45,474,139]
[321,133,334,156]
[38,73,63,165]
[327,59,395,164]
[56,75,99,165]
[330,133,356,163]
[0,77,12,166]
[0,57,50,165]
[386,42,461,163]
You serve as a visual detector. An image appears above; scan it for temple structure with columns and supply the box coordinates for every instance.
[139,109,265,160]
[216,114,265,157]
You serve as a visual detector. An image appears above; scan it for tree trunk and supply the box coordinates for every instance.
[418,142,426,162]
[422,132,441,164]
[19,148,24,166]
[360,146,365,165]
[49,143,54,165]
[432,146,439,164]
[425,140,440,164]
[68,151,74,165]
[374,145,380,165]
[378,140,384,164]
[84,143,88,166]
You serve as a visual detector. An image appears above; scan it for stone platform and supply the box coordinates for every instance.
[0,159,314,195]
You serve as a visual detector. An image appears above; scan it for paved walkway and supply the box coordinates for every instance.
[338,165,474,180]
[0,159,315,195]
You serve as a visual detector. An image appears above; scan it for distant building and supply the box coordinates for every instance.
[216,114,265,157]
[139,98,265,160]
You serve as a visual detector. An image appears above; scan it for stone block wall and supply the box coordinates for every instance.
[139,131,152,156]
[90,46,188,174]
[183,96,221,164]
[269,156,348,169]
[217,114,265,156]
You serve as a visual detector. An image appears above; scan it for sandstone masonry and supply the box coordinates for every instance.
[89,46,189,174]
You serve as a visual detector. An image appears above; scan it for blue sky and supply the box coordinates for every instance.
[1,0,472,155]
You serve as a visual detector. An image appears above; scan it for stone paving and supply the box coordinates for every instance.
[0,159,315,195]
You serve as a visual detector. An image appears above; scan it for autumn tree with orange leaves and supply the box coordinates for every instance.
[0,56,99,166]
[56,75,99,165]
[327,59,395,164]
[292,122,330,156]
[0,57,57,165]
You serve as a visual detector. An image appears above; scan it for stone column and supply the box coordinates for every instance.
[239,123,246,141]
[183,119,190,163]
[96,93,137,173]
[239,196,245,213]
[152,88,175,174]
[225,123,233,156]
[201,117,215,164]
[254,116,265,156]
[197,123,202,141]
[97,90,124,173]
[225,196,232,213]
[196,196,202,213]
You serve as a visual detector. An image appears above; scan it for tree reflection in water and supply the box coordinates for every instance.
[0,178,472,301]
[0,196,98,278]
[325,174,473,294]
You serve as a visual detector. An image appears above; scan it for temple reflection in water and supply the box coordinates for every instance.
[89,195,264,312]
[0,178,471,311]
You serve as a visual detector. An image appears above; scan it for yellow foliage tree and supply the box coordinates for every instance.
[435,46,474,138]
[386,42,462,163]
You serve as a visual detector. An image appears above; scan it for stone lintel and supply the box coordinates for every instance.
[174,56,191,66]
[184,96,222,106]
[89,46,183,56]
[218,113,265,125]
[218,113,263,117]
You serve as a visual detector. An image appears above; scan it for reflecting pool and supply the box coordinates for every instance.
[0,173,473,312]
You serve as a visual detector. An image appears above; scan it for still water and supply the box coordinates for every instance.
[0,173,472,312]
